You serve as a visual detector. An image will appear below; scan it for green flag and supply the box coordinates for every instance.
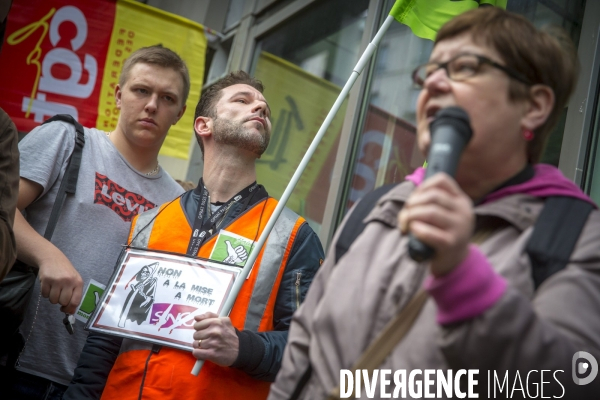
[390,0,507,41]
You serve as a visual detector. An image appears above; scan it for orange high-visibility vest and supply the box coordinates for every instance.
[101,197,304,400]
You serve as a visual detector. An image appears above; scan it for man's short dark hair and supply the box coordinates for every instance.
[194,71,264,155]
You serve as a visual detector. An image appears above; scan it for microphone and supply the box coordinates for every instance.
[408,106,473,262]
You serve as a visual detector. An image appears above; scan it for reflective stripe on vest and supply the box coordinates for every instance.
[120,337,150,354]
[244,206,297,331]
[129,206,161,248]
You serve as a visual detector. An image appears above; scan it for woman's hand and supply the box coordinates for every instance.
[398,173,475,277]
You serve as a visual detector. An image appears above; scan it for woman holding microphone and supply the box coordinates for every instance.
[270,6,600,399]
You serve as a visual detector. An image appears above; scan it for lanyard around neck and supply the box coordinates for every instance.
[186,179,258,256]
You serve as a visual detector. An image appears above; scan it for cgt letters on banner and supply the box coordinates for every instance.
[13,6,97,122]
[0,0,206,159]
[1,0,113,132]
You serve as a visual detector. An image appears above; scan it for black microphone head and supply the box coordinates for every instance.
[429,106,473,143]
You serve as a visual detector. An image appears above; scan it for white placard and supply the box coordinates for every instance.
[87,248,240,351]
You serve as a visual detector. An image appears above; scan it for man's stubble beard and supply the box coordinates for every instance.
[212,116,271,157]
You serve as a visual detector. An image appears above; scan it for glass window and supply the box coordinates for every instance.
[342,3,430,213]
[341,0,587,220]
[225,0,245,30]
[250,0,369,233]
[509,0,587,166]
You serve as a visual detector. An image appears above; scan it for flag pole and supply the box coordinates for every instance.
[191,14,395,376]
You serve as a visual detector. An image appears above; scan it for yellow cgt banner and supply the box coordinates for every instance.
[96,0,206,159]
[254,52,347,217]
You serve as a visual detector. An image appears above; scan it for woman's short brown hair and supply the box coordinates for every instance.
[436,7,579,163]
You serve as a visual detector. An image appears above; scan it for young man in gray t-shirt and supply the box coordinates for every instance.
[4,45,190,398]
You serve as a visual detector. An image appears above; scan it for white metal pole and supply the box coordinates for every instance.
[192,14,396,376]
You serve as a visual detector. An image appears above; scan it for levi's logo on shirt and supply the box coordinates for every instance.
[94,173,157,221]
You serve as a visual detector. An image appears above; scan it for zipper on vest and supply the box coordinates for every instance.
[295,272,302,310]
[138,345,161,400]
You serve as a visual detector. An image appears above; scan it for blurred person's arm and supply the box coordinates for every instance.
[0,108,19,281]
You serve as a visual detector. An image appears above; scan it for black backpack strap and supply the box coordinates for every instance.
[40,114,85,240]
[335,184,396,264]
[288,364,313,400]
[526,196,593,289]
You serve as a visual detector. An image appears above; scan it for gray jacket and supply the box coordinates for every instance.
[269,171,600,399]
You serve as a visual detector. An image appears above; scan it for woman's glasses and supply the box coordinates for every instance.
[412,53,532,89]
